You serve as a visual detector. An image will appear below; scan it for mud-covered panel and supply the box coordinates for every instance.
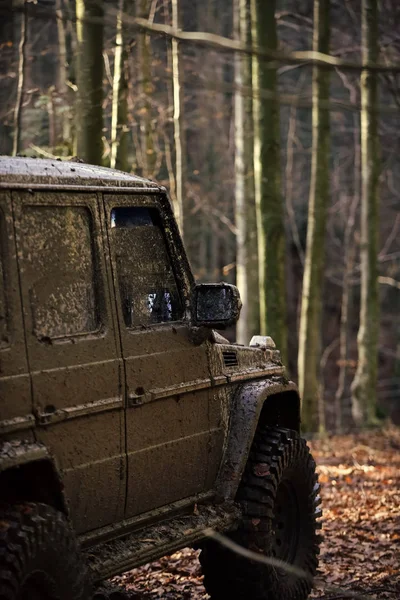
[7,190,125,536]
[32,359,121,412]
[0,191,31,423]
[216,379,300,501]
[208,387,231,439]
[120,323,207,356]
[104,193,218,520]
[37,410,126,533]
[0,192,29,373]
[18,205,99,339]
[125,345,210,396]
[0,374,31,422]
[204,427,226,489]
[37,411,122,468]
[126,432,210,516]
[127,391,211,453]
[63,454,126,534]
[13,190,119,368]
[0,157,159,189]
[207,342,282,380]
[0,206,8,349]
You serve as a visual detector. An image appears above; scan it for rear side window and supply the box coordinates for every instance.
[0,209,9,347]
[110,206,183,328]
[19,206,99,340]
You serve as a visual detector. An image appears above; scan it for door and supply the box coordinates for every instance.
[0,191,32,431]
[103,194,225,517]
[13,190,125,533]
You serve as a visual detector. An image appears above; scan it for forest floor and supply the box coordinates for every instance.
[110,426,400,600]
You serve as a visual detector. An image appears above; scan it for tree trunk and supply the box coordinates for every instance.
[55,0,71,147]
[139,0,156,178]
[251,0,287,362]
[335,118,360,433]
[171,0,184,234]
[12,0,28,157]
[235,0,258,345]
[351,0,380,427]
[298,0,330,432]
[110,0,131,172]
[75,0,104,165]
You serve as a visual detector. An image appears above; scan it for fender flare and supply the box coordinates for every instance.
[0,441,68,515]
[216,377,301,501]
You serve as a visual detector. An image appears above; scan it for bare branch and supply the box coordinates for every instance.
[379,214,400,257]
[204,529,376,599]
[29,144,72,159]
[378,276,400,289]
[44,3,400,74]
[130,15,400,73]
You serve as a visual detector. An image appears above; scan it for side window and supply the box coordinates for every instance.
[110,206,183,328]
[19,205,99,340]
[0,208,9,348]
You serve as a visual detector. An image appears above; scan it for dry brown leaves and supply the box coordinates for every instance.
[309,425,400,599]
[112,426,400,599]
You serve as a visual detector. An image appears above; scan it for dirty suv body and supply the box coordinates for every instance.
[0,157,321,600]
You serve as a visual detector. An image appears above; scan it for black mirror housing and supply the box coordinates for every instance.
[193,283,242,329]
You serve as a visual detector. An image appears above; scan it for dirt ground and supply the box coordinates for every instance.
[110,426,400,600]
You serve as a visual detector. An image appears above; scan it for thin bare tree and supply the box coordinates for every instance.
[110,0,131,171]
[75,0,104,164]
[138,0,156,178]
[251,0,287,361]
[235,0,257,344]
[298,0,331,432]
[171,0,184,233]
[12,0,28,157]
[351,0,380,426]
[55,0,71,148]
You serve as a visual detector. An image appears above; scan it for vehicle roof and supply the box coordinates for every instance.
[0,156,160,190]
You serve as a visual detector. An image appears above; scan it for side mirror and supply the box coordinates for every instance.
[193,283,242,329]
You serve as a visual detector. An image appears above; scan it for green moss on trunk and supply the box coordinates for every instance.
[251,0,286,362]
[298,0,330,433]
[351,0,380,427]
[75,0,104,165]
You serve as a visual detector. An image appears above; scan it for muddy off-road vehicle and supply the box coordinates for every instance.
[0,157,321,600]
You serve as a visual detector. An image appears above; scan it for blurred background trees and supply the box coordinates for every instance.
[0,0,399,431]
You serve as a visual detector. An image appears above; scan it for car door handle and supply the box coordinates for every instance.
[127,387,146,408]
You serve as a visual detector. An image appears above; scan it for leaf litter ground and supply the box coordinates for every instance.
[110,426,399,599]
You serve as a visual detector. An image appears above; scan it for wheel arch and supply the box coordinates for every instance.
[0,441,68,514]
[216,379,301,501]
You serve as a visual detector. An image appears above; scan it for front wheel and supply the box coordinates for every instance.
[200,426,322,600]
[0,502,90,600]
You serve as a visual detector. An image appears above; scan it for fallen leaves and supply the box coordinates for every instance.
[309,425,400,599]
[112,549,207,599]
[111,426,400,599]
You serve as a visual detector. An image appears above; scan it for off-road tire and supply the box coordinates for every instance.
[200,426,322,600]
[0,502,90,600]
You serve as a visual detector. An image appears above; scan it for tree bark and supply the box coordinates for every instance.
[110,0,130,172]
[55,0,71,147]
[298,0,330,432]
[335,118,360,433]
[351,0,380,426]
[235,0,258,345]
[12,0,28,157]
[251,0,287,362]
[139,0,156,178]
[75,0,104,165]
[171,0,184,234]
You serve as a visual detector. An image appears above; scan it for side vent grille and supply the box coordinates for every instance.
[222,350,238,368]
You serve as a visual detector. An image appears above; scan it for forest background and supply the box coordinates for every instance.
[0,0,399,433]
